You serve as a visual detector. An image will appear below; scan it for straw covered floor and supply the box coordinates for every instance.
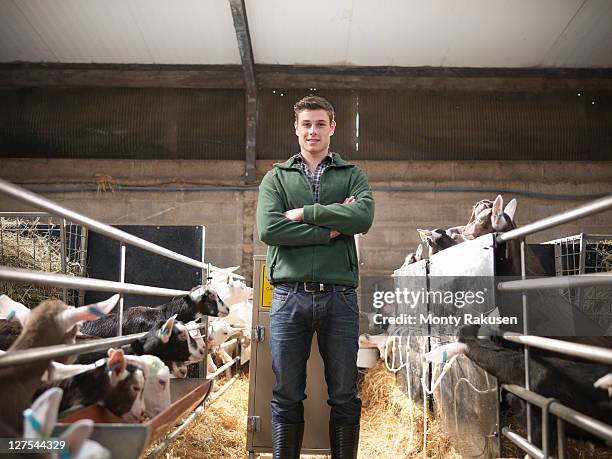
[145,362,461,458]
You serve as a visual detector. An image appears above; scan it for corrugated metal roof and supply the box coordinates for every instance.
[0,0,240,64]
[0,0,610,67]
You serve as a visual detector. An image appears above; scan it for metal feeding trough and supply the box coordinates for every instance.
[52,378,213,459]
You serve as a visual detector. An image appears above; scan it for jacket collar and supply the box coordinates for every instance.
[275,152,352,170]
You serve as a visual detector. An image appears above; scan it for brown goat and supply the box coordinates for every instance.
[0,295,118,435]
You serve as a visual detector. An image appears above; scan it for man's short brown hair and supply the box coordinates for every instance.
[294,96,335,123]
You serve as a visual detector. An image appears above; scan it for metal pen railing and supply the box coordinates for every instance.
[495,195,612,243]
[0,177,245,331]
[0,266,189,297]
[489,194,612,458]
[0,178,244,456]
[500,331,612,365]
[0,178,240,277]
[497,272,612,291]
[0,321,207,370]
[502,384,612,459]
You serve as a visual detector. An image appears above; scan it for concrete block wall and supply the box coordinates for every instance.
[1,159,611,285]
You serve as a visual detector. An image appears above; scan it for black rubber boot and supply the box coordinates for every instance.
[329,423,360,459]
[272,422,304,459]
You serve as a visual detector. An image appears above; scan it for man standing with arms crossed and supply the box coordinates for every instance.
[256,95,375,458]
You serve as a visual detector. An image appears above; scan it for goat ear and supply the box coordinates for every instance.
[0,294,30,326]
[189,286,206,302]
[504,198,517,222]
[491,195,504,226]
[60,419,94,458]
[492,195,503,214]
[417,229,431,242]
[46,361,95,381]
[107,349,127,385]
[59,294,120,332]
[173,321,189,341]
[24,387,63,439]
[158,315,177,343]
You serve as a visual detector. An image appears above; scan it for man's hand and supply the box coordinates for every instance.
[283,208,304,222]
[330,197,355,238]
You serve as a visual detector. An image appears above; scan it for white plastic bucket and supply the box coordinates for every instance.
[357,347,379,368]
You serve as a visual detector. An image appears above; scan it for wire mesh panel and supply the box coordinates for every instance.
[355,89,612,160]
[0,214,87,306]
[0,87,245,159]
[547,233,612,332]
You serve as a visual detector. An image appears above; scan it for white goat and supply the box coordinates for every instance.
[124,354,171,418]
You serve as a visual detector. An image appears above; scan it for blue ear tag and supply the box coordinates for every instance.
[442,350,448,367]
[105,358,122,373]
[59,447,71,459]
[88,306,106,318]
[23,408,42,433]
[158,325,169,338]
[5,310,15,321]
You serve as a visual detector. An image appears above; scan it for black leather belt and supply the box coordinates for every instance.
[276,282,351,293]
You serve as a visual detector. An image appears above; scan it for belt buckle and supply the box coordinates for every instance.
[303,282,325,293]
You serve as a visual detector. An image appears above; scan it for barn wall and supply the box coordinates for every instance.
[1,159,611,284]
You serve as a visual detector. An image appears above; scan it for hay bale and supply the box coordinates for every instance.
[0,218,83,305]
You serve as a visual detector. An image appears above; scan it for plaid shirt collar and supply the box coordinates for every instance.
[294,153,334,202]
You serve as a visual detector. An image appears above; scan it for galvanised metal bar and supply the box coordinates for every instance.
[0,178,235,275]
[0,321,206,369]
[60,218,67,303]
[118,243,126,336]
[200,228,208,379]
[206,356,240,380]
[557,418,566,459]
[503,384,612,443]
[0,266,188,297]
[520,239,533,444]
[501,332,612,365]
[496,194,612,243]
[497,273,612,291]
[501,427,544,459]
[541,397,556,459]
[0,332,148,369]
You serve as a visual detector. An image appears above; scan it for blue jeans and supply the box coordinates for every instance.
[269,284,361,426]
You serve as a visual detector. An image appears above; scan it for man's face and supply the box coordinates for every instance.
[295,109,336,156]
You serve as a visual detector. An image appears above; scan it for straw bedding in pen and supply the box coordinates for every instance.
[145,362,461,459]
